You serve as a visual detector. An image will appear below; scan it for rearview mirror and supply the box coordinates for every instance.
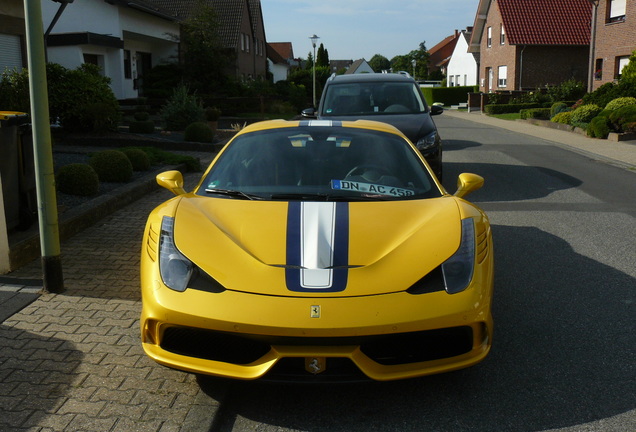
[157,170,186,196]
[301,107,317,118]
[454,173,484,199]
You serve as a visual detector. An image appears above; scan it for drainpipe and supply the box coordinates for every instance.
[23,0,64,293]
[519,45,526,90]
[587,0,599,92]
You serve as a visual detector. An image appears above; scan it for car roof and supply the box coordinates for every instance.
[327,73,416,84]
[236,119,407,137]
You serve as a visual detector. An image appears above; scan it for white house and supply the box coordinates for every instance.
[345,59,374,74]
[41,0,180,100]
[446,28,479,87]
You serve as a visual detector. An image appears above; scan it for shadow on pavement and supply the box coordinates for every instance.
[198,224,634,432]
[0,326,83,429]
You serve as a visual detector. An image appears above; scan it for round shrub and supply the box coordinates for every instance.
[571,104,602,125]
[56,163,99,196]
[184,121,214,143]
[587,116,611,138]
[160,84,205,131]
[89,150,133,183]
[609,105,636,131]
[550,102,569,118]
[134,111,150,121]
[551,111,572,124]
[605,97,636,111]
[122,148,151,171]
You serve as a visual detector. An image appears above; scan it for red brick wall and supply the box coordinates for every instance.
[592,0,636,90]
[478,0,590,92]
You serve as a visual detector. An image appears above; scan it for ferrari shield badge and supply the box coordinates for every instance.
[310,305,321,318]
[305,357,326,374]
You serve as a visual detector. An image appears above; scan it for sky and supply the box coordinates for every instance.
[261,0,481,61]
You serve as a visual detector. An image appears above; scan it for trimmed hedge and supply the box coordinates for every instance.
[520,108,551,120]
[421,86,478,106]
[485,103,541,114]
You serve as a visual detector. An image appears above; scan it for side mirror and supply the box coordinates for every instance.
[430,105,444,116]
[301,107,317,119]
[157,170,186,196]
[454,173,484,199]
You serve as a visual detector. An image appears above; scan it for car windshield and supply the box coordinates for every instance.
[196,125,441,201]
[321,81,427,116]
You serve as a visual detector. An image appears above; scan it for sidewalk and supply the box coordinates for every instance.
[1,151,222,432]
[443,109,636,170]
[0,115,634,431]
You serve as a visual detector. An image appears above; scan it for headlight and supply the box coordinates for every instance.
[441,218,475,294]
[159,216,193,292]
[416,131,437,151]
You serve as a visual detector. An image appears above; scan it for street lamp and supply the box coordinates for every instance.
[310,34,319,107]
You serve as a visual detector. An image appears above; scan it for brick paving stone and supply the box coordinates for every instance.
[1,164,222,430]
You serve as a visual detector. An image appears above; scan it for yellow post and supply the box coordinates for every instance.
[23,0,64,293]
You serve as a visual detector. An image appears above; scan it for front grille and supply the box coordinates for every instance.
[161,327,270,365]
[360,326,473,365]
[160,325,474,367]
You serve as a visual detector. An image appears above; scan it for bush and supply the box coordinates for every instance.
[205,106,222,121]
[184,121,214,143]
[550,102,569,118]
[89,150,133,183]
[0,63,120,132]
[134,111,150,121]
[161,84,206,131]
[520,108,551,120]
[56,163,99,196]
[551,111,572,124]
[587,116,611,138]
[121,148,151,171]
[546,79,587,102]
[605,97,636,111]
[571,104,602,125]
[485,103,541,114]
[609,105,636,131]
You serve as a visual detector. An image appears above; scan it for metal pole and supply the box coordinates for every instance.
[23,0,64,293]
[587,1,599,92]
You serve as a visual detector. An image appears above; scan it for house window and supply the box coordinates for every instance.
[595,58,603,80]
[83,53,104,75]
[449,76,455,87]
[124,50,132,79]
[245,34,250,52]
[616,56,630,78]
[0,33,23,71]
[500,25,505,45]
[608,0,626,22]
[487,27,492,47]
[498,65,507,87]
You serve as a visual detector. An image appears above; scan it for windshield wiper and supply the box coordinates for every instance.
[269,193,390,202]
[204,188,263,200]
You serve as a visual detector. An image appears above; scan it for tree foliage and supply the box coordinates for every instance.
[369,54,391,72]
[390,42,430,79]
[181,0,233,93]
[316,43,330,68]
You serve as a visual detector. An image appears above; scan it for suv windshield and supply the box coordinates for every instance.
[197,126,441,201]
[321,81,426,116]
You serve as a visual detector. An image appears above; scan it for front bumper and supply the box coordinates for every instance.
[141,281,493,381]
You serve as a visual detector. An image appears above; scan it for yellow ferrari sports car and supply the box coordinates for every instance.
[140,119,494,382]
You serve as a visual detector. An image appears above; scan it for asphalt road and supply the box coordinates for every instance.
[200,114,636,432]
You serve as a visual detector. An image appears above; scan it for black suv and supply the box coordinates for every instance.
[302,72,444,179]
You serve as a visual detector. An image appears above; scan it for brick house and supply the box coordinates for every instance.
[469,0,591,92]
[154,0,267,81]
[428,31,461,78]
[591,0,636,90]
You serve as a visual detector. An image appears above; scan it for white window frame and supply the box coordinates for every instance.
[500,25,506,45]
[609,0,626,21]
[487,27,492,47]
[498,65,508,88]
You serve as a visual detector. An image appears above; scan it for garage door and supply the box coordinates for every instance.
[0,33,23,72]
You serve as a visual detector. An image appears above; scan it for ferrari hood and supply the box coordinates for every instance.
[173,197,462,297]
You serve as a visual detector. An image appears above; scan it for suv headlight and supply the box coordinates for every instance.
[159,216,193,292]
[441,218,475,294]
[416,131,437,151]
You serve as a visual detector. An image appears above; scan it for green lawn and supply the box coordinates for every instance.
[490,112,522,121]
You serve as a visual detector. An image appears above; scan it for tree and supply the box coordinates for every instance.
[369,54,391,72]
[180,0,233,93]
[620,50,636,82]
[316,43,330,68]
[391,42,431,80]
